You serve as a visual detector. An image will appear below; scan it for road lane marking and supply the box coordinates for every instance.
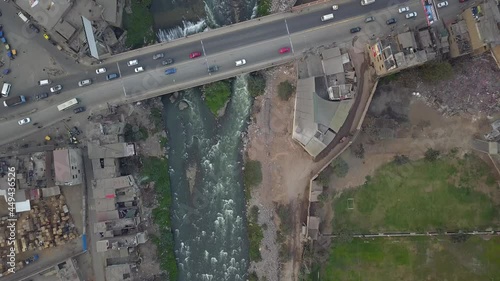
[285,19,295,53]
[285,19,291,35]
[201,40,207,56]
[116,62,122,77]
[122,85,127,96]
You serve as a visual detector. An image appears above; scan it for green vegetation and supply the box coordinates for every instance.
[248,205,264,262]
[243,160,263,199]
[418,61,454,82]
[159,136,168,147]
[331,157,349,178]
[150,108,164,133]
[124,0,155,49]
[124,123,149,142]
[203,80,232,116]
[277,81,295,101]
[140,157,178,280]
[316,165,333,187]
[248,72,266,97]
[333,154,499,233]
[256,0,272,17]
[276,204,293,261]
[318,236,500,281]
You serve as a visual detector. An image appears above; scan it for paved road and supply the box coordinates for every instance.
[0,0,467,147]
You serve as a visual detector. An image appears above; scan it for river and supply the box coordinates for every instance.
[153,0,256,280]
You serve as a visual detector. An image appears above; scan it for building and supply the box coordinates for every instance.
[88,143,136,160]
[94,217,140,238]
[105,264,135,281]
[53,148,84,186]
[96,232,147,253]
[56,259,82,281]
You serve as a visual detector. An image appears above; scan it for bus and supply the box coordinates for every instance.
[57,98,79,111]
[361,0,375,5]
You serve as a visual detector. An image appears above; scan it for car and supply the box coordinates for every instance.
[135,66,144,73]
[18,117,31,126]
[127,59,138,66]
[437,1,448,7]
[73,107,86,114]
[78,79,92,87]
[405,12,417,18]
[28,23,40,33]
[95,68,106,74]
[162,58,174,65]
[165,68,177,75]
[279,47,291,54]
[386,18,397,25]
[50,85,62,93]
[106,73,119,81]
[332,5,338,10]
[459,0,468,3]
[43,33,49,40]
[350,27,362,33]
[208,65,219,73]
[35,92,48,100]
[189,52,202,59]
[153,53,164,60]
[235,59,246,66]
[398,6,409,13]
[365,16,375,22]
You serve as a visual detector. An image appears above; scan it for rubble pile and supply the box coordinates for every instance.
[412,55,499,116]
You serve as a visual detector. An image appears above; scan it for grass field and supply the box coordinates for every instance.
[333,154,500,233]
[314,236,500,281]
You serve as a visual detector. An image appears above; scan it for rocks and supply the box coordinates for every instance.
[178,101,189,110]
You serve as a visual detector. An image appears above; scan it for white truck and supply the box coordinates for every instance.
[17,11,30,23]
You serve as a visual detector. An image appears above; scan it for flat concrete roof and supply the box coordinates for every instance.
[97,0,118,24]
[105,264,132,281]
[93,175,135,190]
[55,20,77,40]
[53,149,71,184]
[293,77,316,147]
[329,100,355,132]
[18,0,72,30]
[323,55,344,75]
[398,32,417,49]
[321,47,341,60]
[88,143,135,159]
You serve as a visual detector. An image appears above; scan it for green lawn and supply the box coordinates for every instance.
[333,154,499,233]
[318,236,500,281]
[203,80,231,116]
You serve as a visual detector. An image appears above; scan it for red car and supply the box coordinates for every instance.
[189,51,202,59]
[279,47,291,54]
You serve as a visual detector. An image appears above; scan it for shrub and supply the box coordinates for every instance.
[257,0,271,17]
[419,61,453,82]
[393,154,410,165]
[124,0,155,49]
[424,148,440,162]
[124,124,149,142]
[203,80,231,116]
[331,157,349,178]
[248,72,266,97]
[316,166,333,187]
[277,81,294,101]
[244,160,263,199]
[352,143,365,159]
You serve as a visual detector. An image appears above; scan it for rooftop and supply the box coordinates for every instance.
[88,143,136,159]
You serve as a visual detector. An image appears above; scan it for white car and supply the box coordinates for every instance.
[18,117,31,125]
[127,59,138,66]
[50,85,62,93]
[96,68,106,74]
[78,79,92,87]
[437,1,448,8]
[235,59,246,66]
[405,12,417,18]
[398,6,409,13]
[134,66,144,73]
[332,5,338,10]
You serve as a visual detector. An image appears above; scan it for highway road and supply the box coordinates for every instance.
[0,0,467,146]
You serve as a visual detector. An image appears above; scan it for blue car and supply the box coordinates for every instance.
[165,68,177,75]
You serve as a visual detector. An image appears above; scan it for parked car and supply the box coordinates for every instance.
[350,27,362,33]
[35,92,48,100]
[189,51,202,59]
[24,254,39,265]
[28,23,40,33]
[437,1,448,7]
[127,59,138,66]
[50,85,62,93]
[153,53,164,60]
[134,66,144,73]
[78,79,92,87]
[405,12,417,19]
[279,47,291,54]
[18,117,31,126]
[332,5,338,10]
[208,65,219,73]
[95,68,106,74]
[162,58,174,65]
[106,73,119,81]
[365,16,375,22]
[398,6,409,13]
[165,68,177,75]
[386,18,397,25]
[235,59,246,66]
[70,126,81,135]
[43,33,49,40]
[73,107,86,114]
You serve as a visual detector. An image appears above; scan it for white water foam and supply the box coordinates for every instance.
[157,20,207,42]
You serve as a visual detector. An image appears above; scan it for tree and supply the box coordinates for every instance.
[393,154,410,165]
[352,143,365,159]
[331,157,349,178]
[277,81,295,101]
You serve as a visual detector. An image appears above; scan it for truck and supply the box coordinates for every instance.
[17,11,30,23]
[361,0,375,5]
[3,95,26,107]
